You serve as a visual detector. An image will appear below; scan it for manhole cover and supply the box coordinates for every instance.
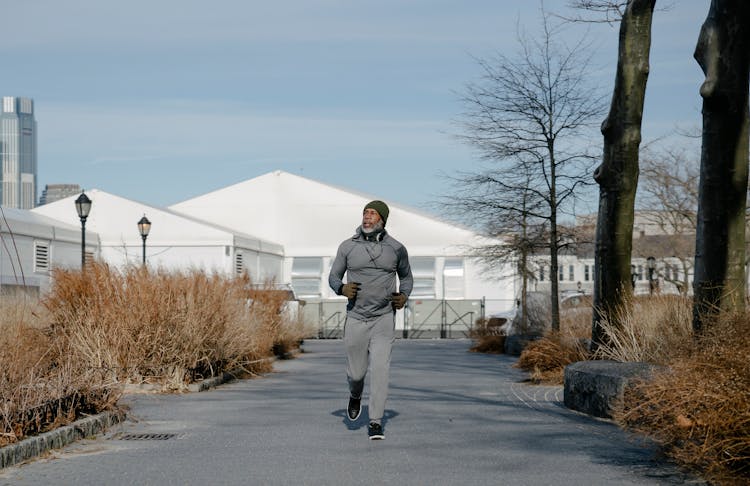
[117,433,177,441]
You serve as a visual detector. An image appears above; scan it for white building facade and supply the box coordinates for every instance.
[32,190,285,281]
[170,171,517,337]
[0,207,97,295]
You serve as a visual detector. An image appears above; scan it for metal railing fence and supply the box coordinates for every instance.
[302,298,515,339]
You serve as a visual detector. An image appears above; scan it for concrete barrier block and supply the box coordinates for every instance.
[564,360,657,419]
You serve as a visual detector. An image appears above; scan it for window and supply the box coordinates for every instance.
[291,257,323,297]
[2,97,15,113]
[559,265,564,282]
[34,242,49,272]
[584,265,590,281]
[569,265,574,281]
[638,265,644,281]
[443,258,464,299]
[410,257,435,298]
[539,265,545,282]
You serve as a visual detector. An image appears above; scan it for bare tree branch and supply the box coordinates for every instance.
[446,4,606,331]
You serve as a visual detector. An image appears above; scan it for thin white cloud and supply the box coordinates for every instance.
[1,0,527,51]
[40,101,459,167]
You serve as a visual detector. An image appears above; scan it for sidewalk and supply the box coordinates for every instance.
[0,340,702,485]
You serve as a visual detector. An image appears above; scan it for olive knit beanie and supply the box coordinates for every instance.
[364,200,389,225]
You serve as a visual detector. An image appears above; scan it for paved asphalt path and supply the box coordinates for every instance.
[1,339,702,486]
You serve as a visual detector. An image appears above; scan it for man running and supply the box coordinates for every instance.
[328,200,413,440]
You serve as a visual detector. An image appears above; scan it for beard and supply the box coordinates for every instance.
[361,220,384,235]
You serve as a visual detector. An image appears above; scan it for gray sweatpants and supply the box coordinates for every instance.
[344,312,395,424]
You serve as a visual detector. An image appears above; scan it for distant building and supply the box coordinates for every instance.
[39,184,81,206]
[1,96,37,209]
[169,171,516,336]
[533,211,696,296]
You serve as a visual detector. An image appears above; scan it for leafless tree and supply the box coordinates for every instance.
[692,0,750,333]
[445,165,549,332]
[448,5,606,332]
[562,1,627,24]
[561,1,671,24]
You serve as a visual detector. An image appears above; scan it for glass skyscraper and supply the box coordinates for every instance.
[1,96,37,209]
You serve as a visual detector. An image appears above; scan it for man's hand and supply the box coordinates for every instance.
[340,282,361,299]
[391,292,407,310]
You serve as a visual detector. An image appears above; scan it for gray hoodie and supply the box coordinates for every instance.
[328,227,413,320]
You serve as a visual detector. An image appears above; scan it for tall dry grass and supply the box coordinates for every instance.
[1,263,313,446]
[44,263,312,389]
[500,293,748,483]
[0,294,117,446]
[594,295,694,364]
[617,313,750,484]
[577,295,747,483]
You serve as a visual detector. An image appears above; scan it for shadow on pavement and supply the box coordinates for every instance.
[331,406,399,431]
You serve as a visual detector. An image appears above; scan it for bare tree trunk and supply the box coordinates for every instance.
[519,209,530,331]
[519,251,529,331]
[592,0,655,350]
[692,0,750,333]
[549,146,561,332]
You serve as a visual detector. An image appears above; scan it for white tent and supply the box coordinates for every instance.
[170,171,516,316]
[32,189,285,280]
[0,207,96,294]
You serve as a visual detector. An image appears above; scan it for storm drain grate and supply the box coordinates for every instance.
[117,433,177,441]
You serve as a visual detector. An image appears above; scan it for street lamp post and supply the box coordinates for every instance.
[74,192,92,270]
[647,256,656,295]
[137,215,151,265]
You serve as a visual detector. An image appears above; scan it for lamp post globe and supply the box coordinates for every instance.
[74,192,92,270]
[137,215,151,265]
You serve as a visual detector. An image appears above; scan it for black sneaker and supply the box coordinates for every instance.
[368,422,384,440]
[347,396,361,421]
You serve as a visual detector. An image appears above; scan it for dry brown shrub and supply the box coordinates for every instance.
[0,294,117,446]
[246,286,315,356]
[514,306,591,384]
[469,317,507,353]
[43,263,312,391]
[1,264,313,446]
[618,313,750,484]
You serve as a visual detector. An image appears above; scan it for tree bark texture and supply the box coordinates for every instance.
[692,0,750,333]
[592,0,655,350]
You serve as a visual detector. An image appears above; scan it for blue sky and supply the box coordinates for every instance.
[4,1,706,217]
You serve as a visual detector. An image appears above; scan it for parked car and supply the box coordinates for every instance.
[560,292,592,310]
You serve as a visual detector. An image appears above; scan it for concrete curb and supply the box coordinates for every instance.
[123,352,299,394]
[0,409,125,469]
[188,350,301,392]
